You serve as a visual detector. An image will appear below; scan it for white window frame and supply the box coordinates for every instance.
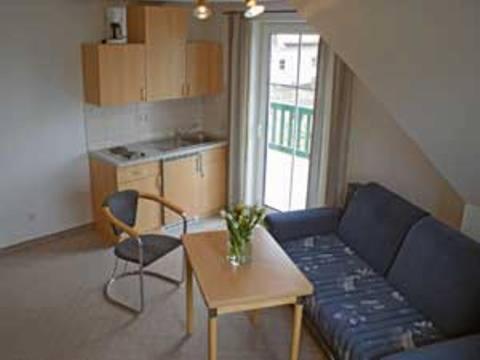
[248,14,321,209]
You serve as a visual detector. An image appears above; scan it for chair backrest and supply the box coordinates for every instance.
[102,190,139,236]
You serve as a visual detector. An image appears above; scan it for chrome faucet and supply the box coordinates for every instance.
[175,123,202,143]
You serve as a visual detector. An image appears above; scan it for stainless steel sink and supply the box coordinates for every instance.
[128,133,218,156]
[179,132,216,144]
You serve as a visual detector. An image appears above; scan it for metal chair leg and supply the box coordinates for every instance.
[138,240,145,313]
[103,248,185,314]
[139,263,145,313]
[109,257,119,278]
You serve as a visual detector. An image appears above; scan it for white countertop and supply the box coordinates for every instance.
[89,138,228,167]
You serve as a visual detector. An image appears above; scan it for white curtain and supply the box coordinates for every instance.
[226,14,253,205]
[306,40,354,208]
[324,55,354,207]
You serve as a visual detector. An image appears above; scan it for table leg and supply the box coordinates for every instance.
[208,310,218,360]
[186,254,194,335]
[247,310,260,326]
[290,301,304,360]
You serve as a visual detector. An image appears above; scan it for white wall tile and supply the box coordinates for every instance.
[84,97,205,150]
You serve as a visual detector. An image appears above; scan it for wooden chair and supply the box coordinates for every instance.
[102,190,187,313]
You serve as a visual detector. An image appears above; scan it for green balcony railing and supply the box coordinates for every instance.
[268,102,314,159]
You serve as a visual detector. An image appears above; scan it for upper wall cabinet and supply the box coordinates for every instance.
[81,5,223,106]
[186,41,223,97]
[82,44,146,106]
[128,5,189,101]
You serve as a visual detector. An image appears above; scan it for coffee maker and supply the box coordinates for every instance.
[105,6,127,44]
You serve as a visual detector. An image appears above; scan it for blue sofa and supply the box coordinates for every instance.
[265,183,480,360]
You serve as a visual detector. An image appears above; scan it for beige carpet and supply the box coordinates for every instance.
[0,220,326,360]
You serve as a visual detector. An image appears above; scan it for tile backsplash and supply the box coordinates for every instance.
[84,98,205,150]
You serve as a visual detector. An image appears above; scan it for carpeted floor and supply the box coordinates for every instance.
[0,219,326,360]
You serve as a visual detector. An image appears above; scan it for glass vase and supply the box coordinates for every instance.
[227,235,252,266]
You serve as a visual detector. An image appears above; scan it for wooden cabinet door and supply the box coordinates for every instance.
[82,44,146,106]
[118,175,162,233]
[163,155,201,224]
[144,6,188,101]
[186,41,223,97]
[197,147,227,217]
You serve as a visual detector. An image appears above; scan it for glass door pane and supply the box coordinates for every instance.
[263,32,319,211]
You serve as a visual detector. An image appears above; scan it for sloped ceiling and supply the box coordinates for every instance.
[291,0,480,204]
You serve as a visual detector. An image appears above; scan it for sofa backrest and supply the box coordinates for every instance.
[338,183,428,275]
[388,216,480,337]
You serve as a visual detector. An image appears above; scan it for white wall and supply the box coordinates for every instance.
[462,205,480,242]
[291,0,480,205]
[347,77,465,228]
[0,0,103,247]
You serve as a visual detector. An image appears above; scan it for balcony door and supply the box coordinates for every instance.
[256,23,320,211]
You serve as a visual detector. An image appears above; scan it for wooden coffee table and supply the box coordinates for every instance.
[182,227,313,360]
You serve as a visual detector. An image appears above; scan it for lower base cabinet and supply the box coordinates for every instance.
[163,146,227,225]
[162,154,200,225]
[90,159,161,244]
[117,176,162,233]
[89,145,227,244]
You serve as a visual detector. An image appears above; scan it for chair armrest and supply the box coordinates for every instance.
[139,192,188,234]
[139,192,187,218]
[102,207,140,239]
[265,207,341,243]
[381,335,480,360]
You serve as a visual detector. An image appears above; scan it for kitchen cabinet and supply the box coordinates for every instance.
[163,146,227,225]
[117,176,161,234]
[81,5,223,105]
[82,44,146,106]
[89,145,227,242]
[197,147,227,216]
[127,5,189,101]
[162,154,200,224]
[90,159,161,244]
[186,41,223,97]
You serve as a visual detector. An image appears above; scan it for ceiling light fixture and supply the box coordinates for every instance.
[193,0,212,20]
[244,0,265,18]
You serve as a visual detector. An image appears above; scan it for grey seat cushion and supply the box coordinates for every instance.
[338,183,428,275]
[281,234,443,360]
[388,216,480,337]
[114,234,181,266]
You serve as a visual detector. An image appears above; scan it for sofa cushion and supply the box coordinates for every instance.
[338,183,428,275]
[382,334,480,360]
[281,234,443,360]
[265,207,341,243]
[388,216,480,337]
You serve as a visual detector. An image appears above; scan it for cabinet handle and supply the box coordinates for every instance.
[140,88,146,101]
[199,153,204,178]
[186,83,191,96]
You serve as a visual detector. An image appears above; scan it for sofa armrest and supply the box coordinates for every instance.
[381,335,480,360]
[265,207,341,243]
